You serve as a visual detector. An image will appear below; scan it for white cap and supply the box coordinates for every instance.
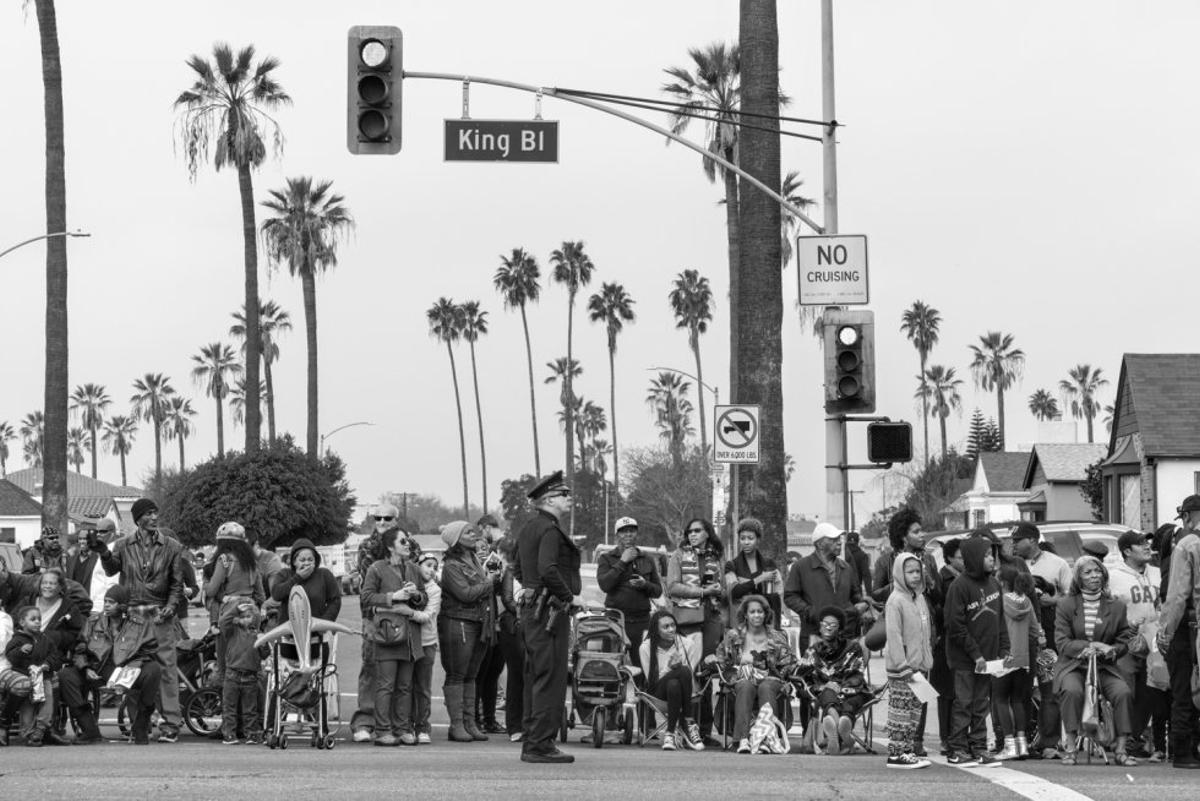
[614,516,638,532]
[811,522,843,543]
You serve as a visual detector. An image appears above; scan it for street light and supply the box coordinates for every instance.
[0,229,91,261]
[320,421,375,454]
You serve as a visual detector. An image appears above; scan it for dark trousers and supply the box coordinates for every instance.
[930,637,954,745]
[1131,668,1170,752]
[621,615,649,674]
[1058,667,1134,737]
[222,669,262,739]
[498,624,525,735]
[992,668,1032,736]
[375,658,415,735]
[652,664,694,731]
[412,645,436,734]
[1037,679,1062,750]
[521,604,569,749]
[439,617,487,684]
[948,669,990,755]
[351,634,376,732]
[476,641,506,723]
[1167,624,1199,750]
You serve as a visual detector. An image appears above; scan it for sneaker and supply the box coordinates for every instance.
[399,732,417,746]
[222,736,240,745]
[508,732,522,743]
[974,753,1002,768]
[352,728,372,743]
[887,753,931,769]
[1149,750,1165,763]
[156,730,178,744]
[737,738,751,755]
[418,732,432,745]
[244,734,261,746]
[1040,747,1060,760]
[682,720,705,751]
[947,752,979,766]
[662,732,677,751]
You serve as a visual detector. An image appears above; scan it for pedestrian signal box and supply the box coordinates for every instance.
[347,26,403,154]
[822,309,875,414]
[867,422,913,464]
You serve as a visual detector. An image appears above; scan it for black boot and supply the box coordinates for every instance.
[1172,738,1200,769]
[73,706,103,744]
[130,701,152,745]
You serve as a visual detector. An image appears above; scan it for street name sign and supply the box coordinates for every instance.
[797,234,869,306]
[714,405,761,464]
[444,119,558,162]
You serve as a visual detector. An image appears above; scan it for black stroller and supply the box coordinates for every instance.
[560,608,638,748]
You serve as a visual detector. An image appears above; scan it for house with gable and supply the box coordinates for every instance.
[3,467,143,536]
[0,478,43,547]
[941,451,1032,530]
[1101,354,1200,531]
[1017,442,1107,522]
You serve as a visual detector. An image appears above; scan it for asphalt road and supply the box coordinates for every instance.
[3,600,1196,800]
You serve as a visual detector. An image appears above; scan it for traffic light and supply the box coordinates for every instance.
[822,309,875,414]
[347,26,403,155]
[867,422,913,464]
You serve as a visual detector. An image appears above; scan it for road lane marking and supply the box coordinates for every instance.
[928,753,1096,801]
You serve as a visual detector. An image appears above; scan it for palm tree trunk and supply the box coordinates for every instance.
[215,390,225,458]
[1085,412,1094,444]
[468,341,488,514]
[939,414,948,461]
[152,400,162,487]
[447,342,470,516]
[608,344,619,515]
[236,163,262,455]
[919,353,930,468]
[302,268,319,458]
[36,0,69,535]
[723,148,740,402]
[520,304,541,476]
[737,0,786,554]
[119,449,127,487]
[996,386,1006,451]
[264,355,277,446]
[565,292,576,483]
[89,421,98,479]
[178,432,186,471]
[692,335,708,457]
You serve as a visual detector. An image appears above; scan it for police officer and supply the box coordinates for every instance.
[515,470,581,764]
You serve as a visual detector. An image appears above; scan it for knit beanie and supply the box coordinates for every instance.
[441,520,473,549]
[130,498,158,524]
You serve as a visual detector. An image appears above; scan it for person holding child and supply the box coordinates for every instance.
[3,605,67,746]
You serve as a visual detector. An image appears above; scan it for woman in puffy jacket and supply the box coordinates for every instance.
[438,521,500,743]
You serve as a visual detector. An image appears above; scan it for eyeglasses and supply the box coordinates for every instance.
[376,516,395,522]
[819,620,840,629]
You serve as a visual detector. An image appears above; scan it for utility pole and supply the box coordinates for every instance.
[821,0,847,531]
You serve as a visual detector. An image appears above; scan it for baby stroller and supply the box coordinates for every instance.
[263,633,340,750]
[560,608,638,748]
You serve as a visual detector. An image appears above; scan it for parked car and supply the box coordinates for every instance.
[927,521,1128,571]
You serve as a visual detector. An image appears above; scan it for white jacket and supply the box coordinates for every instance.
[1108,561,1160,631]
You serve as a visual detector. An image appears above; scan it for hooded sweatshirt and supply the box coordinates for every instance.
[1001,592,1042,670]
[885,553,934,679]
[270,538,342,623]
[943,537,1009,670]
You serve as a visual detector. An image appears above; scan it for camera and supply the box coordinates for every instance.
[485,554,503,572]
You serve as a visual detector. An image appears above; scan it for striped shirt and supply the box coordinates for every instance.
[1082,596,1101,640]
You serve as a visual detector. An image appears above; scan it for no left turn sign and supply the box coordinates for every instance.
[714,405,760,464]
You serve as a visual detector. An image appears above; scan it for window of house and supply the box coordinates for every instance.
[972,509,986,528]
[0,527,14,544]
[1120,474,1141,528]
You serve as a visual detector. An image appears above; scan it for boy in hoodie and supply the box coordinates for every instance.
[884,553,933,769]
[943,534,1008,766]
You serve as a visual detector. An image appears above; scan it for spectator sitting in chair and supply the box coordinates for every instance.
[798,606,871,755]
[711,594,796,754]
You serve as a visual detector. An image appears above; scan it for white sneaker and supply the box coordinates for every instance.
[417,732,432,745]
[352,728,372,743]
[509,732,523,743]
[887,753,931,769]
[662,732,677,751]
[737,738,751,754]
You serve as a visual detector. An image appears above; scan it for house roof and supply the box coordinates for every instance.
[1024,443,1108,486]
[68,496,116,518]
[978,451,1032,493]
[0,479,42,517]
[1109,354,1200,458]
[3,468,143,499]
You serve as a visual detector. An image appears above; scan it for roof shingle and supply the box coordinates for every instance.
[1112,354,1200,458]
[0,479,42,516]
[1025,443,1108,486]
[979,451,1033,492]
[3,468,142,499]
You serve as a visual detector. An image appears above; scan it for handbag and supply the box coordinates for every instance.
[862,610,887,651]
[671,600,705,627]
[278,665,333,711]
[1080,652,1115,748]
[747,703,790,755]
[371,609,410,646]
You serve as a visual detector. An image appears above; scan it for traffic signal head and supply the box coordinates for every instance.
[347,26,403,155]
[867,422,913,464]
[822,309,875,414]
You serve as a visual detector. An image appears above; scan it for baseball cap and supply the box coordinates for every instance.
[1177,494,1200,518]
[1080,540,1109,559]
[614,516,638,532]
[811,522,843,543]
[1117,530,1151,555]
[1011,522,1040,542]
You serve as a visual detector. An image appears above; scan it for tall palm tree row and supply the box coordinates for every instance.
[229,378,266,428]
[494,248,543,477]
[459,301,490,514]
[69,383,111,479]
[191,342,241,458]
[175,43,291,455]
[646,371,695,471]
[230,300,292,445]
[545,356,583,458]
[0,421,14,478]
[1059,364,1109,444]
[20,412,45,469]
[1028,389,1060,422]
[101,415,137,487]
[916,365,963,461]
[427,298,470,517]
[587,282,635,515]
[900,301,942,468]
[164,396,198,470]
[550,241,595,496]
[130,373,176,486]
[968,331,1025,450]
[260,176,354,457]
[668,270,713,456]
[67,428,87,473]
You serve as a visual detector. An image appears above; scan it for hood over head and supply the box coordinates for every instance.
[289,538,320,568]
[892,552,926,596]
[1003,591,1034,620]
[960,536,993,579]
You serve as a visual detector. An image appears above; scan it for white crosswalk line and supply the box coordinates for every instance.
[928,753,1097,801]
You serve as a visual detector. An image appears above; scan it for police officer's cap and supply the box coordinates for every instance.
[527,470,570,501]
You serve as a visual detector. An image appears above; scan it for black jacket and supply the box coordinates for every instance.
[514,510,581,603]
[597,548,662,622]
[943,537,1009,670]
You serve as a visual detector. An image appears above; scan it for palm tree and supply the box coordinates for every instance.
[174,43,291,454]
[260,176,354,457]
[580,400,608,466]
[190,342,241,458]
[230,300,292,444]
[1059,364,1109,444]
[0,421,14,478]
[917,365,964,461]
[669,270,713,456]
[164,396,197,470]
[69,383,111,479]
[460,301,490,514]
[900,301,942,468]
[779,171,818,269]
[19,412,45,468]
[101,415,137,487]
[33,0,69,532]
[494,247,543,476]
[1103,403,1116,433]
[228,378,266,428]
[427,298,469,516]
[968,332,1025,449]
[545,357,584,434]
[662,43,741,396]
[130,373,176,486]
[587,282,635,515]
[1028,389,1060,422]
[67,427,87,473]
[646,372,695,470]
[550,241,595,490]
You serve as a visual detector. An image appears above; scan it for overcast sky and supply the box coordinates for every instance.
[2,1,1197,524]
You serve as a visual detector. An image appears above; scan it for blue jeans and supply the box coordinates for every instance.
[438,617,486,685]
[375,658,415,735]
[222,669,262,739]
[412,645,437,734]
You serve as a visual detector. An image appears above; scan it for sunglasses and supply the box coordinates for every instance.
[686,527,706,534]
[376,516,395,522]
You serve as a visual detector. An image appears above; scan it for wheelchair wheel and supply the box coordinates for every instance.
[559,708,569,742]
[279,732,289,750]
[621,708,634,745]
[592,707,606,749]
[182,687,223,738]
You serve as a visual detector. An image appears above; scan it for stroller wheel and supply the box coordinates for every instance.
[592,707,606,749]
[183,688,223,738]
[279,733,289,750]
[621,708,634,746]
[324,734,337,750]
